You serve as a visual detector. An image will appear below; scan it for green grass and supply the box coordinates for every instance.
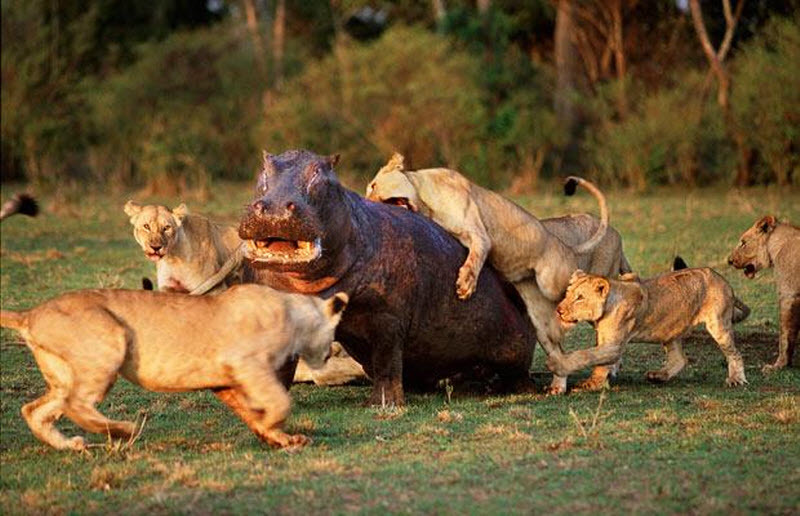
[1,183,799,514]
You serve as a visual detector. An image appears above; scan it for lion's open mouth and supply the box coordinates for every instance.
[245,237,322,264]
[743,263,757,279]
[385,197,416,212]
[146,250,165,262]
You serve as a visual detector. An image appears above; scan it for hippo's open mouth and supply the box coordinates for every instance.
[244,237,322,264]
[743,263,757,279]
[385,197,416,212]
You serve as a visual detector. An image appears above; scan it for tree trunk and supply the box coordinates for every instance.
[272,0,286,91]
[477,0,490,14]
[431,0,446,27]
[611,0,627,117]
[241,0,270,111]
[688,0,751,186]
[554,0,577,130]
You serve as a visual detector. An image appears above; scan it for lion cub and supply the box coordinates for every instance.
[1,286,348,451]
[554,269,748,388]
[729,215,799,372]
[124,201,242,294]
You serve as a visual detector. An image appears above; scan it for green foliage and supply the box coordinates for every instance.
[583,76,734,189]
[258,25,487,183]
[731,15,800,185]
[86,25,263,191]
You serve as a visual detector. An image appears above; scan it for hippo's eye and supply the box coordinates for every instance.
[143,224,150,231]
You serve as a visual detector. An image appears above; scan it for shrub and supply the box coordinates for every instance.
[86,24,263,193]
[582,75,733,189]
[257,25,488,184]
[731,16,800,185]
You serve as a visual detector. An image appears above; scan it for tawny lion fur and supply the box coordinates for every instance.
[124,201,243,294]
[0,286,348,451]
[554,269,748,388]
[366,152,632,393]
[729,215,800,372]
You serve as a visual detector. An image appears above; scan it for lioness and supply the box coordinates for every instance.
[124,201,243,294]
[0,286,348,450]
[553,269,748,388]
[729,215,800,372]
[366,152,632,393]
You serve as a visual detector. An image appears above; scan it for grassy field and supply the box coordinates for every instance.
[1,182,799,514]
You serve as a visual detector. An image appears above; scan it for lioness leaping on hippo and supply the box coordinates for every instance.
[366,153,632,394]
[238,150,538,406]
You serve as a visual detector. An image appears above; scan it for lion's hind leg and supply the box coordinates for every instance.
[705,312,747,386]
[645,339,687,383]
[22,347,85,450]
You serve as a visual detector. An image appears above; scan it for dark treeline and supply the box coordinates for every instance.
[1,0,798,192]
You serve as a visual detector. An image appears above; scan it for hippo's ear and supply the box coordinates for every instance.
[262,150,277,176]
[326,154,340,168]
[757,215,776,233]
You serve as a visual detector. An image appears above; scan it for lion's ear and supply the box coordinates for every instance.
[569,269,587,284]
[172,203,189,226]
[124,200,142,219]
[757,215,777,233]
[390,152,405,169]
[593,277,610,297]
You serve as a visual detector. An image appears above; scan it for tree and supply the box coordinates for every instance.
[688,0,752,185]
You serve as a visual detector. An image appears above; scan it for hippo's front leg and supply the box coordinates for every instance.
[366,315,405,407]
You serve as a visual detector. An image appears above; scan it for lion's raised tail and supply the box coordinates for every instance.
[1,310,29,333]
[564,176,609,255]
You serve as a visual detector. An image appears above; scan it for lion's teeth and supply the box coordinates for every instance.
[299,241,310,250]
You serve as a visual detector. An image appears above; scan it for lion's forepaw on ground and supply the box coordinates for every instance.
[761,361,787,374]
[726,376,748,387]
[574,376,609,392]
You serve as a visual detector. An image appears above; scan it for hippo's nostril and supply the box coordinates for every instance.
[252,200,268,215]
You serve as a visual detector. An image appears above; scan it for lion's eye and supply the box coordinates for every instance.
[576,294,584,301]
[163,225,171,231]
[143,224,150,231]
[740,240,745,247]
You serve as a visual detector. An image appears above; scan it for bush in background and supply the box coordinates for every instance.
[583,76,733,189]
[86,25,262,194]
[731,16,800,185]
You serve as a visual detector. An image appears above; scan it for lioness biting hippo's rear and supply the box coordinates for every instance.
[238,150,537,406]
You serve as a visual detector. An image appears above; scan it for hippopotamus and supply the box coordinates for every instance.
[238,149,536,405]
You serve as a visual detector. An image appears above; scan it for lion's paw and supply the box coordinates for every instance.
[645,370,670,383]
[574,377,608,392]
[761,362,785,374]
[725,376,748,387]
[68,436,86,451]
[456,266,477,300]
